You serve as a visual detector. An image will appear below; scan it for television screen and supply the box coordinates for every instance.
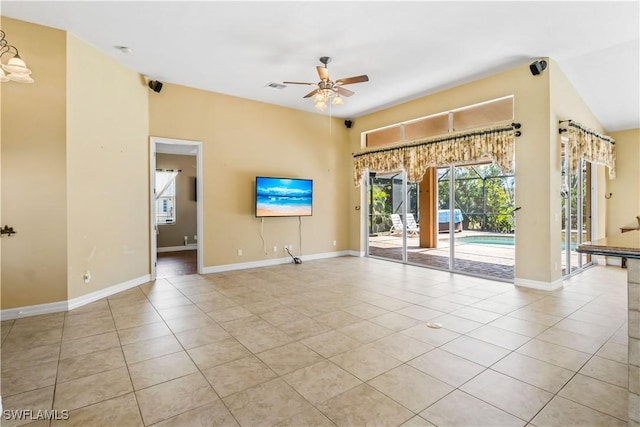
[255,177,313,217]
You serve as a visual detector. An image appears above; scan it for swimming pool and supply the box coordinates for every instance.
[456,235,514,245]
[456,235,577,250]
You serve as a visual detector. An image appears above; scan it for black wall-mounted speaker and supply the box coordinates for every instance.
[148,80,163,93]
[529,60,548,76]
[344,120,353,129]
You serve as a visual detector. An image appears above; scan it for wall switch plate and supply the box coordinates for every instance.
[237,249,243,256]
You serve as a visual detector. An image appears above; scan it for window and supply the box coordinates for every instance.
[364,96,514,148]
[155,170,178,225]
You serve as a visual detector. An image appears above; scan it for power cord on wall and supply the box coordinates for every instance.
[285,247,302,264]
[260,218,268,255]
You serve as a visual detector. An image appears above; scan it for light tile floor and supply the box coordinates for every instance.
[0,257,630,426]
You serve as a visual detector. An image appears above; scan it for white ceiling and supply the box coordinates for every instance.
[3,1,639,131]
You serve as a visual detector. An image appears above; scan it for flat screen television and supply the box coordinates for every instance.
[255,176,313,217]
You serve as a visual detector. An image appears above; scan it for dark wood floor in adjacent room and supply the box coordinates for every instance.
[156,250,197,278]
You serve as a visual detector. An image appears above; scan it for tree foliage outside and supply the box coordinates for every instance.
[438,164,515,233]
[368,174,418,234]
[369,180,392,233]
[368,164,515,235]
[561,158,589,242]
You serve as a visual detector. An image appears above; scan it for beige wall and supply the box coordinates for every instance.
[149,84,350,267]
[1,18,68,308]
[1,18,149,309]
[156,153,197,248]
[607,129,640,237]
[66,34,149,300]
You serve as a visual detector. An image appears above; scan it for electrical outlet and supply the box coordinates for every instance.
[84,270,91,284]
[237,249,243,256]
[333,240,337,246]
[284,245,288,250]
[273,246,277,253]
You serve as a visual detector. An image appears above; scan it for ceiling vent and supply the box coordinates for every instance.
[266,82,286,90]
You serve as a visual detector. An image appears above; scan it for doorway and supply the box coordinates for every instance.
[150,137,203,280]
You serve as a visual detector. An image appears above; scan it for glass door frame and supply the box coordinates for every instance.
[364,171,409,264]
[561,137,594,277]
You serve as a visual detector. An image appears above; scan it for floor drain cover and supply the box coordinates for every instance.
[426,322,443,329]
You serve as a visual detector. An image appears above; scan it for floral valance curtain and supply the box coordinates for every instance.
[562,121,616,179]
[353,124,518,186]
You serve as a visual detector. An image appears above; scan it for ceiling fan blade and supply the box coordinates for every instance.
[283,81,316,86]
[336,75,369,85]
[336,86,355,97]
[303,88,319,99]
[316,66,329,81]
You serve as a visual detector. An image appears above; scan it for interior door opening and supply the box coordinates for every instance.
[150,137,204,280]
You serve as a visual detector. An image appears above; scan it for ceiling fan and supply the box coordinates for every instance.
[283,56,369,111]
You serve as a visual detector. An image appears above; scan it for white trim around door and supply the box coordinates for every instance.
[150,136,204,280]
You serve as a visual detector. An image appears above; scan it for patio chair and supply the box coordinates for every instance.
[389,214,419,236]
[390,214,404,235]
[405,213,420,236]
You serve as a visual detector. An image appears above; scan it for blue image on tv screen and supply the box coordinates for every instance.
[255,177,313,217]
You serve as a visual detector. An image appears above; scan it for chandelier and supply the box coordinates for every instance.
[0,30,34,83]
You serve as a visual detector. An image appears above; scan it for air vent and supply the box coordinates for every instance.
[266,82,286,90]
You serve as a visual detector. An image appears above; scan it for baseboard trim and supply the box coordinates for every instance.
[0,300,68,321]
[67,274,151,311]
[201,251,352,275]
[514,277,564,291]
[301,250,351,261]
[1,274,151,321]
[157,245,197,253]
[348,250,365,257]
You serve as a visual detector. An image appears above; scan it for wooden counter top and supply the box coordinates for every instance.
[577,230,640,259]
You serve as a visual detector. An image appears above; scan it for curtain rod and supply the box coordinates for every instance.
[558,119,615,144]
[155,168,182,172]
[353,123,521,158]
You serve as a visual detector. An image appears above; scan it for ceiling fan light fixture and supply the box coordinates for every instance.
[283,57,368,112]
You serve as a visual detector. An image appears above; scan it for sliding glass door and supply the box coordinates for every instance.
[561,138,592,276]
[366,163,515,281]
[367,172,404,262]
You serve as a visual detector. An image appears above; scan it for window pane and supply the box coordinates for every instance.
[452,97,513,131]
[155,171,176,224]
[366,126,402,147]
[404,114,449,141]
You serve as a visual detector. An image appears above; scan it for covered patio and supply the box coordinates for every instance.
[368,230,515,280]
